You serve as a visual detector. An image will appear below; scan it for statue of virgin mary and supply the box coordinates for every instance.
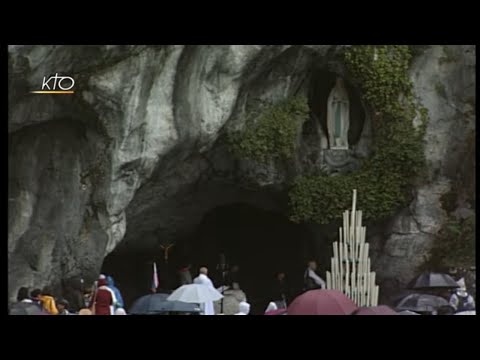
[327,77,350,150]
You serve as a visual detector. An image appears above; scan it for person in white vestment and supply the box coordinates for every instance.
[234,301,251,315]
[193,267,216,315]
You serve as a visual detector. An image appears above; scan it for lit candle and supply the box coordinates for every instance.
[371,272,376,306]
[352,189,357,222]
[365,244,370,271]
[331,258,336,289]
[344,241,348,263]
[343,212,348,239]
[345,256,350,287]
[359,243,365,275]
[366,272,371,306]
[360,273,365,306]
[355,227,361,260]
[351,267,356,304]
[339,242,344,292]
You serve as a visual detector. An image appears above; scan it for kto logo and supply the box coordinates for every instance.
[30,73,75,94]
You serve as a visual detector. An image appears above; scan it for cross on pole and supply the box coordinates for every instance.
[159,243,175,264]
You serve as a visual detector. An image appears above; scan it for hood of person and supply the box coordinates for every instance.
[98,278,108,287]
[238,301,251,315]
[106,276,116,287]
[455,278,468,296]
[265,302,278,313]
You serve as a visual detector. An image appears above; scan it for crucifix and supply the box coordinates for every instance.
[159,243,175,264]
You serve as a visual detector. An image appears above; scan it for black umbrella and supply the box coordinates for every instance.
[10,302,50,315]
[395,293,448,313]
[129,293,201,314]
[407,272,459,290]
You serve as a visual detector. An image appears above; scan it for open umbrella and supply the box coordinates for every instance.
[397,310,421,315]
[352,305,398,315]
[407,272,459,290]
[9,302,49,315]
[167,284,223,303]
[395,293,448,313]
[129,293,201,314]
[287,289,357,315]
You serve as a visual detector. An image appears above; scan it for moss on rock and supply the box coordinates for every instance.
[290,45,427,224]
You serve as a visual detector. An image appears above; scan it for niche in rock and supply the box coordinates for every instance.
[307,68,365,148]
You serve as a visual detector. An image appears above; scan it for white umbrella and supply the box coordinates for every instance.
[455,311,476,315]
[167,284,223,303]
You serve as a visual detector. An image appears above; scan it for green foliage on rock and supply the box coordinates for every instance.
[439,45,459,65]
[422,215,475,270]
[229,96,309,163]
[290,45,428,224]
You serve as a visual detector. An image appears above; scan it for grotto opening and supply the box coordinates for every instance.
[101,203,316,314]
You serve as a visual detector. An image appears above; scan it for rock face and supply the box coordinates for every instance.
[8,45,475,303]
[370,45,476,300]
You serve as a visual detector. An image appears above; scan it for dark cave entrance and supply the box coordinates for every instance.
[102,203,315,313]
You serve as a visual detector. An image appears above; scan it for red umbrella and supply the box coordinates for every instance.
[352,305,398,315]
[287,289,358,315]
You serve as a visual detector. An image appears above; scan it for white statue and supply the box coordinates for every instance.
[327,77,350,150]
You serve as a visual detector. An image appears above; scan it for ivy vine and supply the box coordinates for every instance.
[228,96,309,163]
[289,45,428,224]
[420,215,475,271]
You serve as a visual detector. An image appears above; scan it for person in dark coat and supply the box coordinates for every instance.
[271,272,289,305]
[63,277,85,313]
[9,287,32,313]
[30,289,44,310]
[57,299,71,315]
[303,260,326,291]
[16,287,31,302]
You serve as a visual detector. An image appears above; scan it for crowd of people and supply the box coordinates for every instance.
[431,278,475,315]
[9,274,127,315]
[10,257,473,315]
[171,259,328,315]
[9,258,327,315]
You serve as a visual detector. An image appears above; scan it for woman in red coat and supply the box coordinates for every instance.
[91,278,115,315]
